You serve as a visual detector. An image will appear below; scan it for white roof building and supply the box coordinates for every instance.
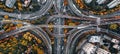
[96,0,106,4]
[24,0,31,7]
[89,36,101,43]
[96,48,111,54]
[111,39,119,44]
[85,0,92,4]
[113,44,120,50]
[83,43,97,54]
[5,0,16,8]
[107,0,120,8]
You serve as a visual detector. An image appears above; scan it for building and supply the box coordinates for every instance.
[107,0,120,8]
[111,39,119,44]
[96,48,111,54]
[96,0,106,4]
[113,44,120,50]
[89,36,101,43]
[5,0,16,8]
[23,0,31,7]
[82,43,97,54]
[85,0,92,4]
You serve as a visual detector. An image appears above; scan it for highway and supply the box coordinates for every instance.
[0,0,120,54]
[43,14,120,37]
[47,15,120,25]
[0,0,53,20]
[0,20,31,38]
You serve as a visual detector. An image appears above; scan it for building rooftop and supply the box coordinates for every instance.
[85,0,92,4]
[96,0,106,4]
[83,43,97,54]
[96,48,111,54]
[107,0,120,8]
[89,36,101,43]
[111,39,119,44]
[5,0,16,8]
